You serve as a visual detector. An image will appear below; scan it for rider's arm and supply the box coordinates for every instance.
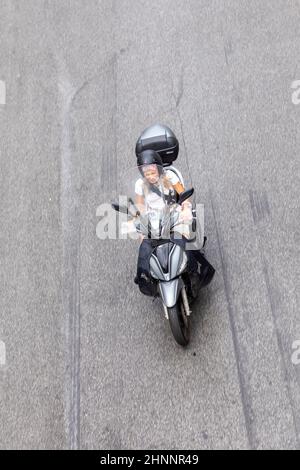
[134,193,146,243]
[135,194,146,214]
[173,181,185,195]
[170,178,192,224]
[173,181,191,209]
[135,178,147,215]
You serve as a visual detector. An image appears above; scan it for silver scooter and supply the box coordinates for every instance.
[112,188,201,346]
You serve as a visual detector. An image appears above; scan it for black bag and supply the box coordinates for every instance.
[135,124,179,166]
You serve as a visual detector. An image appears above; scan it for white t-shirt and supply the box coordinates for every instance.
[135,170,180,211]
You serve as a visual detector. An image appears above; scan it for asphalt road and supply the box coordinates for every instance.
[0,0,300,450]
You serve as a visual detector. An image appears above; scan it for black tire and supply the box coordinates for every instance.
[168,296,190,347]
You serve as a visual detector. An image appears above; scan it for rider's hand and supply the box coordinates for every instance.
[179,204,193,223]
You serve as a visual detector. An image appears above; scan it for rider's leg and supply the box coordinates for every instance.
[190,249,215,286]
[134,239,152,283]
[182,237,215,286]
[134,240,158,296]
[171,237,203,275]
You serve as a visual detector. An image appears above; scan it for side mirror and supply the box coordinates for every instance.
[178,188,194,205]
[111,203,129,214]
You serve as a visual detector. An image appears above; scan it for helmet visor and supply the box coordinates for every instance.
[140,163,162,184]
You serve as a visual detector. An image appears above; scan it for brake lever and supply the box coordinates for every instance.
[128,198,140,217]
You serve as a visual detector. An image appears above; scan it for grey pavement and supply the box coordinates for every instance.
[0,0,299,449]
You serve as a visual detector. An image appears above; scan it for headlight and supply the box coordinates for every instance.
[150,269,160,280]
[177,252,188,276]
[150,247,188,281]
[150,256,166,281]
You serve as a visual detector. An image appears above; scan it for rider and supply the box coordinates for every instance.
[134,149,215,295]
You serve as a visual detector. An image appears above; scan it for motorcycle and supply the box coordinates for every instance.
[112,172,204,347]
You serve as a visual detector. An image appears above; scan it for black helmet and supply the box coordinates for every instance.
[137,149,163,175]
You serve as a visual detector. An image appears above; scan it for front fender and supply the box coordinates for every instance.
[158,278,184,308]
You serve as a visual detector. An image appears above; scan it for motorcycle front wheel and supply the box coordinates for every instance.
[168,294,190,347]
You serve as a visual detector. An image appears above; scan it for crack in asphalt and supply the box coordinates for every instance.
[261,253,300,449]
[171,86,193,188]
[58,69,82,451]
[210,192,255,449]
[57,50,120,450]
